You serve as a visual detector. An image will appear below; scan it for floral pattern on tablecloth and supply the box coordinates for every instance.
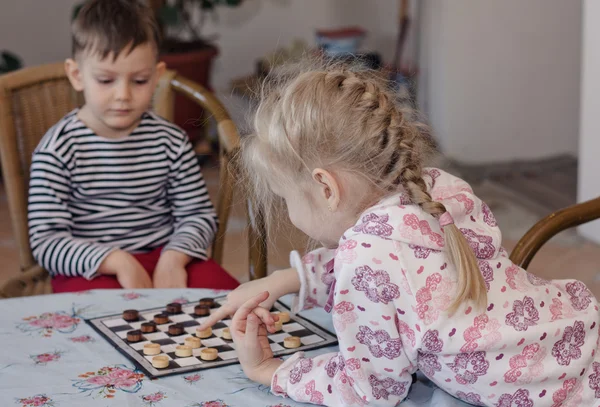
[72,364,145,398]
[30,351,64,365]
[15,394,55,407]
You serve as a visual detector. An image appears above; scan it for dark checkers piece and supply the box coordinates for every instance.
[194,304,210,316]
[126,330,142,342]
[122,309,139,322]
[166,303,182,314]
[154,313,169,325]
[168,323,184,336]
[198,298,215,308]
[141,322,157,333]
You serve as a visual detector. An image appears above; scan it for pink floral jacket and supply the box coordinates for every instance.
[272,168,600,407]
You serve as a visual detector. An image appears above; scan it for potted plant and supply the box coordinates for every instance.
[0,51,22,74]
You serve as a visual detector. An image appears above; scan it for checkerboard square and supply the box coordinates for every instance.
[175,357,203,367]
[268,333,290,343]
[170,314,193,323]
[144,332,169,341]
[130,341,151,351]
[157,324,171,332]
[287,328,313,338]
[301,334,325,345]
[174,334,193,344]
[129,321,143,330]
[270,343,284,352]
[142,312,158,321]
[202,337,226,347]
[182,306,196,314]
[104,318,128,328]
[161,344,178,354]
[153,338,177,346]
[282,323,304,333]
[117,330,137,339]
[219,350,237,360]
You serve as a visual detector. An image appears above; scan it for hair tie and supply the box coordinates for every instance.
[439,212,454,228]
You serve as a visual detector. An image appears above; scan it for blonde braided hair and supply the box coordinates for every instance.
[241,56,487,313]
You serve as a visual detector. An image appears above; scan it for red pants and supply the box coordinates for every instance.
[51,247,240,293]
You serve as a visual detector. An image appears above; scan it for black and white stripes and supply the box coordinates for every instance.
[28,110,217,279]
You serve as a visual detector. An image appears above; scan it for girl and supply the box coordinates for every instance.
[202,58,600,406]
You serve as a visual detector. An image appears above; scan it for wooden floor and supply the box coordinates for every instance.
[452,154,577,214]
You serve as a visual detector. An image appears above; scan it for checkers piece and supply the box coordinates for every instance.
[166,303,182,314]
[185,336,201,349]
[141,322,157,333]
[152,355,169,369]
[200,348,218,361]
[221,327,232,340]
[122,309,139,322]
[196,327,212,339]
[198,298,215,308]
[284,336,301,349]
[154,313,169,325]
[278,311,291,324]
[168,323,184,336]
[126,330,142,342]
[175,345,193,357]
[194,304,210,316]
[143,343,161,355]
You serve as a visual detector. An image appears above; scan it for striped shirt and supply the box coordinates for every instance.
[28,110,218,280]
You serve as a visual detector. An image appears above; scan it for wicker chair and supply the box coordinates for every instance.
[0,62,267,298]
[509,197,600,269]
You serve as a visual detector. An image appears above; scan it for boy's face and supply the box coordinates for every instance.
[65,43,165,138]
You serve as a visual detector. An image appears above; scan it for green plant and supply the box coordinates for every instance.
[158,0,243,44]
[0,51,22,74]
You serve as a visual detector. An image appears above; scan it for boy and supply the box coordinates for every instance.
[28,0,239,292]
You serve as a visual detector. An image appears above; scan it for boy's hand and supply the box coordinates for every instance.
[153,250,190,288]
[98,250,152,289]
[197,268,300,331]
[231,291,283,385]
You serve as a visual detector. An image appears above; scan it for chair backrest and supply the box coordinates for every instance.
[0,62,267,278]
[0,63,82,271]
[509,196,600,269]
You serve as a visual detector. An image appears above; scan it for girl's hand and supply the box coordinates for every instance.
[197,268,300,331]
[231,291,283,385]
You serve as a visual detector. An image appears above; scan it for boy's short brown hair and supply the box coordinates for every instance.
[72,0,161,61]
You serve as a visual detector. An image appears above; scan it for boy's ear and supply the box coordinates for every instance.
[65,58,84,92]
[155,61,166,80]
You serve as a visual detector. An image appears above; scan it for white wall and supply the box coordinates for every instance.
[199,0,400,90]
[419,0,582,164]
[0,0,80,67]
[0,0,401,91]
[578,0,600,243]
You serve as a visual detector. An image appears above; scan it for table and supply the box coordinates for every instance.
[1,289,473,406]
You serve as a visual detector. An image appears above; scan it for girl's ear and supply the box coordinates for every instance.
[312,168,341,212]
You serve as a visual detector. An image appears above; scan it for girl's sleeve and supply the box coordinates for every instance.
[289,247,336,313]
[274,236,418,406]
